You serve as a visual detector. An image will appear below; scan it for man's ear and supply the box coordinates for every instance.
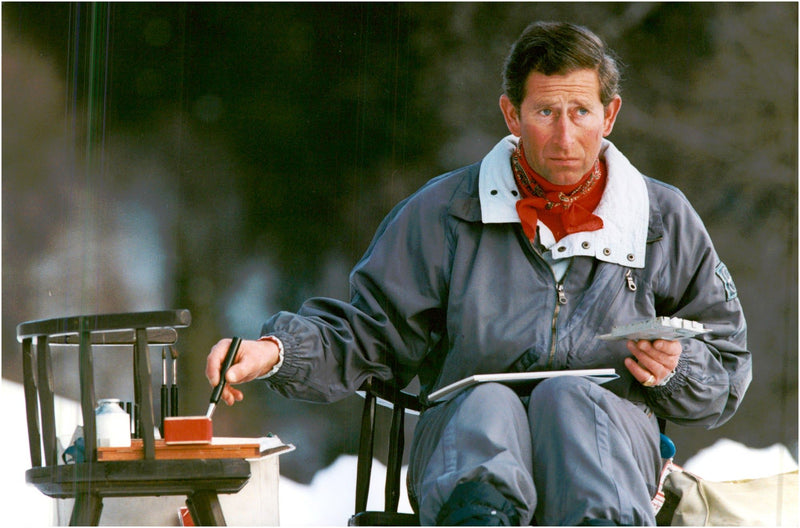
[499,94,521,137]
[602,95,622,137]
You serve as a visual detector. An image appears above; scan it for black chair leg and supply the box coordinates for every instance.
[71,492,103,526]
[385,401,405,511]
[355,390,377,514]
[187,490,227,526]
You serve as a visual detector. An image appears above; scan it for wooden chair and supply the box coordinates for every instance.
[348,377,421,526]
[18,309,252,526]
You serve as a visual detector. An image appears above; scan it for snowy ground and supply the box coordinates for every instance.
[3,380,796,526]
[279,454,413,526]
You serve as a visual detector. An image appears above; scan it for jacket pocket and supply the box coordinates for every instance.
[561,264,651,368]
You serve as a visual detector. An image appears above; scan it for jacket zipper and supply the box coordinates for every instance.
[556,283,568,304]
[545,264,637,368]
[625,269,637,291]
[547,268,570,368]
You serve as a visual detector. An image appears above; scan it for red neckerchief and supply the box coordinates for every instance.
[511,141,606,242]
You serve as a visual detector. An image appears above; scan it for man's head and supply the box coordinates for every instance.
[502,21,621,108]
[499,22,622,185]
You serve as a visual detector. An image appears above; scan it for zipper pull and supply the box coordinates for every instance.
[557,283,567,305]
[625,269,637,292]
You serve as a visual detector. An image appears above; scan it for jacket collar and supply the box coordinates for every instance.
[478,135,650,268]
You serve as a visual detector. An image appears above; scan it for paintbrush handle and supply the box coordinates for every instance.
[209,337,242,405]
[171,385,178,416]
[170,352,179,416]
[161,384,169,431]
[161,350,169,428]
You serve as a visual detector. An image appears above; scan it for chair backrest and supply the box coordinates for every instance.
[17,310,191,467]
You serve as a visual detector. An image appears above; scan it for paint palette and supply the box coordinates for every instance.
[598,317,708,341]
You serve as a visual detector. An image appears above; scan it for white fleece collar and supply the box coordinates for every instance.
[479,135,649,268]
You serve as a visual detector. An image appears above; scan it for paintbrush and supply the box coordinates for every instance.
[206,337,242,419]
[170,345,179,417]
[163,337,241,445]
[160,348,168,434]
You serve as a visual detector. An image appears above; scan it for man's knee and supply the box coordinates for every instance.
[529,374,594,402]
[463,381,523,407]
[527,376,595,420]
[455,382,528,431]
[526,376,614,452]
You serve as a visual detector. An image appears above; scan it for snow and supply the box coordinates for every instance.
[682,437,798,481]
[1,380,81,526]
[279,455,413,526]
[2,380,795,526]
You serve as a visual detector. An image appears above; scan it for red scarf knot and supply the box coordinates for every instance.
[511,141,606,242]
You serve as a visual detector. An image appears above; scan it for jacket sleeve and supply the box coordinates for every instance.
[260,174,454,403]
[643,181,751,428]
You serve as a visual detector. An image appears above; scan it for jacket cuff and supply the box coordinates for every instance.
[256,336,284,379]
[647,355,690,397]
[259,330,301,386]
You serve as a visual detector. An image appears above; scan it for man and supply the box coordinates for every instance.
[207,21,750,525]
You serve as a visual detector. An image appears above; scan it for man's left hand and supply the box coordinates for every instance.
[624,339,681,387]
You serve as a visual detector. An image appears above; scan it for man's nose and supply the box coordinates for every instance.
[554,115,576,148]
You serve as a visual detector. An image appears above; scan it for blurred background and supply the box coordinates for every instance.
[3,1,797,488]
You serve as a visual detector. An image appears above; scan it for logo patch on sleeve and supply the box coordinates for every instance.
[715,262,738,301]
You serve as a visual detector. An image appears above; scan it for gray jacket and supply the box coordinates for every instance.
[263,138,751,428]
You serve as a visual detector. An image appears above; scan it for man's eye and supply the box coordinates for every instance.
[540,109,552,117]
[576,108,589,116]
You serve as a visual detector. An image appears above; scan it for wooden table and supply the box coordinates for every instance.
[27,458,251,525]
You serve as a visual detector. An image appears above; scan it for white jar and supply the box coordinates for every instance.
[96,398,131,448]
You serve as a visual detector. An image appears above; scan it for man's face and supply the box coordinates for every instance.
[500,69,621,186]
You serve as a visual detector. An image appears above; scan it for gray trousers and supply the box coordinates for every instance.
[408,376,662,525]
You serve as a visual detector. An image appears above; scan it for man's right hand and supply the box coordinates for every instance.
[205,338,280,406]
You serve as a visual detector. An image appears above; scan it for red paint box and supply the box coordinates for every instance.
[178,506,195,526]
[163,416,213,445]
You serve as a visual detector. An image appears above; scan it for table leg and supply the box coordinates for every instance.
[70,492,103,525]
[186,490,227,526]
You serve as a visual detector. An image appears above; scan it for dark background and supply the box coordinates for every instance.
[3,2,797,484]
